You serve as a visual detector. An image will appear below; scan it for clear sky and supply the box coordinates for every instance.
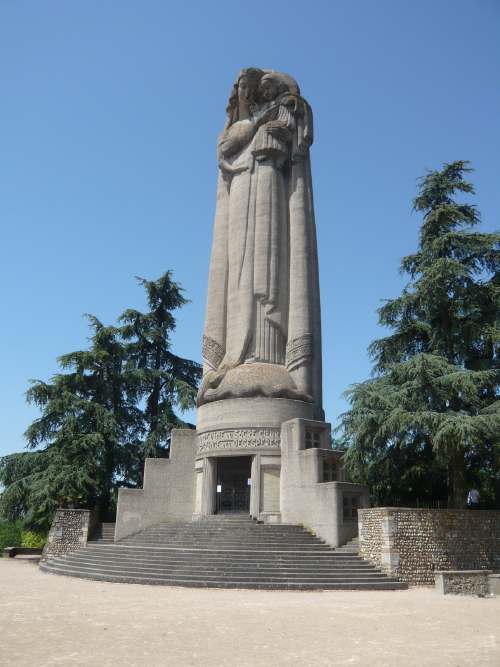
[1,0,498,457]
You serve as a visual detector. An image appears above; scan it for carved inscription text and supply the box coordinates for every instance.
[198,428,281,453]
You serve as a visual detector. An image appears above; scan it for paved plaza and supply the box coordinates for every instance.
[1,559,499,666]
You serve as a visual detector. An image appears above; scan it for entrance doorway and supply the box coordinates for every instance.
[216,456,252,513]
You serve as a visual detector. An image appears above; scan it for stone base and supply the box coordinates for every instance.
[114,411,366,551]
[197,396,314,435]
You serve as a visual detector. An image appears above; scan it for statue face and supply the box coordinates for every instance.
[259,76,279,102]
[238,76,249,101]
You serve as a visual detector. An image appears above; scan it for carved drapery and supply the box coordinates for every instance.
[199,69,323,418]
[202,335,224,370]
[286,333,314,369]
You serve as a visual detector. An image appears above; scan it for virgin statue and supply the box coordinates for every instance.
[198,68,323,420]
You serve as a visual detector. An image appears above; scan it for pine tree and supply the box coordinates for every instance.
[119,272,201,468]
[0,272,200,528]
[342,161,500,508]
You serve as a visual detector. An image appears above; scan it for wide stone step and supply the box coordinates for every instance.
[41,564,406,590]
[78,555,369,568]
[148,531,311,536]
[186,527,304,532]
[66,552,375,565]
[126,526,316,533]
[62,555,378,573]
[77,558,370,570]
[82,545,367,560]
[42,561,397,582]
[139,536,317,541]
[121,542,330,550]
[122,536,327,544]
[54,560,389,579]
[124,532,324,540]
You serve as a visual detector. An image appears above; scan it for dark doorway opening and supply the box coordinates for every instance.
[216,456,252,513]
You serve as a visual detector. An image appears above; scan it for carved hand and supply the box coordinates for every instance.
[264,121,290,141]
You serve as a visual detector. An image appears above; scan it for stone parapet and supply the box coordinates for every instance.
[358,508,500,586]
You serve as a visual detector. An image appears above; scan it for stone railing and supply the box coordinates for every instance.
[358,508,500,586]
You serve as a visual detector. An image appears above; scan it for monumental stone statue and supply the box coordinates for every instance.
[199,68,323,421]
[113,68,367,546]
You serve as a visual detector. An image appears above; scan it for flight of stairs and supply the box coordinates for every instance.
[90,522,116,545]
[40,516,406,590]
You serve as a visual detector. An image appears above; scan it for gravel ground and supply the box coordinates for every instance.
[1,559,499,667]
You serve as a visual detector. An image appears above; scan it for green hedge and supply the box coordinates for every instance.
[0,521,22,551]
[0,521,47,551]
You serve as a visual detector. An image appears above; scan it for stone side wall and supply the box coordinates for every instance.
[357,507,385,569]
[280,418,369,547]
[115,429,198,541]
[359,508,500,586]
[42,509,91,560]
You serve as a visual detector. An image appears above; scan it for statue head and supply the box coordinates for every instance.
[259,71,300,102]
[226,68,264,123]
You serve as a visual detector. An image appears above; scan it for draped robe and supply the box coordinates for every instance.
[200,93,323,419]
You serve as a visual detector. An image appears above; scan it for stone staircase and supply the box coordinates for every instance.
[40,516,406,590]
[90,522,116,545]
[334,536,359,554]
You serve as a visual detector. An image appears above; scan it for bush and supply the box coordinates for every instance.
[0,520,22,551]
[20,530,47,549]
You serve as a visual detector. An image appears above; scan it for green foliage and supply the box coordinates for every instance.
[0,520,45,550]
[120,272,201,466]
[341,161,500,508]
[0,271,201,529]
[0,520,22,551]
[20,530,46,548]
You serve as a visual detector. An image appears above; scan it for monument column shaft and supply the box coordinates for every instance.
[250,454,261,518]
[200,457,216,516]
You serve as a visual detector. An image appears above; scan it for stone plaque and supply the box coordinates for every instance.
[197,427,280,453]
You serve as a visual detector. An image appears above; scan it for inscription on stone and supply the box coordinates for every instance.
[198,428,280,453]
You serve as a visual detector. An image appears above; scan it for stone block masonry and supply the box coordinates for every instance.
[358,508,500,586]
[435,571,491,597]
[42,509,94,560]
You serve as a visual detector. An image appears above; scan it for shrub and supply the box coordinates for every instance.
[20,530,47,549]
[0,521,22,551]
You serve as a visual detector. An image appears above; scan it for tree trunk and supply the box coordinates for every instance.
[447,448,467,508]
[146,342,162,454]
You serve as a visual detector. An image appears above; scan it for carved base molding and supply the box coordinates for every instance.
[197,427,281,454]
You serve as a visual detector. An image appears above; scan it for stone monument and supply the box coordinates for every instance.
[198,68,322,418]
[115,69,368,546]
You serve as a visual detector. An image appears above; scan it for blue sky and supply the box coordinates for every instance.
[1,0,498,457]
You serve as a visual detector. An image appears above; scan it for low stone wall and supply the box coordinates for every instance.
[41,509,92,560]
[358,508,500,586]
[435,570,491,597]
